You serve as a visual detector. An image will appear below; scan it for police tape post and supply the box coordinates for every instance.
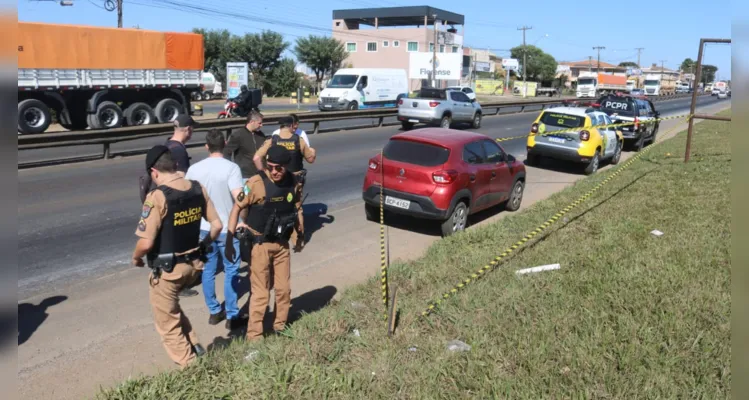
[417,114,692,319]
[379,148,389,320]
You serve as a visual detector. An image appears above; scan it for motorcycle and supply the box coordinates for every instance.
[217,99,241,119]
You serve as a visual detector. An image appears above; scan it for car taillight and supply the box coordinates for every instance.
[398,98,403,105]
[433,169,458,184]
[429,101,440,107]
[531,123,539,134]
[579,130,590,141]
[634,117,640,131]
[368,157,379,171]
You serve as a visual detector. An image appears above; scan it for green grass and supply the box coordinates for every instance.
[100,110,731,399]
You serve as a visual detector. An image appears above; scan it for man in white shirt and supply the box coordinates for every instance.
[272,113,310,146]
[185,129,245,330]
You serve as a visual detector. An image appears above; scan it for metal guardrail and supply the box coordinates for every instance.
[18,92,704,168]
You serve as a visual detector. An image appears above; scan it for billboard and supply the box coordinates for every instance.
[226,62,249,99]
[409,53,462,80]
[513,81,537,96]
[501,58,519,70]
[475,79,504,95]
[474,61,495,73]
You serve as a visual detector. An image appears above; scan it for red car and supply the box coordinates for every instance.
[362,128,527,237]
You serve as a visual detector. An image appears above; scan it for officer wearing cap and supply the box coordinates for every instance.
[226,144,305,340]
[131,144,223,367]
[253,116,315,177]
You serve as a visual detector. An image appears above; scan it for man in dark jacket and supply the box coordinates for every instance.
[223,111,266,182]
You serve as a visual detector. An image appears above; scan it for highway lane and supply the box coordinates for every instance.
[17,95,725,299]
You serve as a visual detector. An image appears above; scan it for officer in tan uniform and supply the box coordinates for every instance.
[253,116,316,181]
[131,145,223,367]
[226,145,304,340]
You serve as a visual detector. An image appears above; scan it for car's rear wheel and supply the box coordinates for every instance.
[440,115,451,129]
[583,151,600,175]
[505,180,525,211]
[611,141,622,165]
[471,112,482,129]
[440,201,468,237]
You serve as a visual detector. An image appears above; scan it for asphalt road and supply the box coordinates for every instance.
[17,95,726,299]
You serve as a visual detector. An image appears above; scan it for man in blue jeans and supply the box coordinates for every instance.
[186,129,246,330]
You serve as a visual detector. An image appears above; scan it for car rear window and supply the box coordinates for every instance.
[539,111,586,128]
[417,88,447,99]
[599,97,636,116]
[383,139,450,166]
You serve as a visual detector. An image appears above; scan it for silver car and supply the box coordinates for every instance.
[397,88,483,130]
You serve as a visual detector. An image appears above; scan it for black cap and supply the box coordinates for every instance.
[145,145,170,172]
[174,114,198,128]
[266,144,291,165]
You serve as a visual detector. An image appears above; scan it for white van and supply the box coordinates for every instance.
[318,68,408,111]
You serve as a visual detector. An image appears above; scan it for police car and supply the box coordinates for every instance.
[595,93,660,151]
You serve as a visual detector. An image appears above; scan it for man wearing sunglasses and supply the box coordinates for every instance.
[225,144,305,340]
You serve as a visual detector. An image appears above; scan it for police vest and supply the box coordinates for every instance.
[148,180,206,258]
[246,172,298,240]
[271,134,304,173]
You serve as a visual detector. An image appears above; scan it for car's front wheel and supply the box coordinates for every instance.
[440,202,468,237]
[505,180,525,211]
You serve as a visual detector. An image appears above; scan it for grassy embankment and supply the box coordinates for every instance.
[101,110,731,399]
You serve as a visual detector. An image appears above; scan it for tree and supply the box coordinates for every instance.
[294,35,348,91]
[700,64,718,83]
[509,45,557,81]
[192,28,236,84]
[235,30,289,92]
[680,58,695,73]
[264,58,301,97]
[618,61,638,68]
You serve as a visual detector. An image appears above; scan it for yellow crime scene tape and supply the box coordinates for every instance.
[416,114,693,318]
[379,148,390,320]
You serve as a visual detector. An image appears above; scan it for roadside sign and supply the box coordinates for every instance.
[502,58,519,71]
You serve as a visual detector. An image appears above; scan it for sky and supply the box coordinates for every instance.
[19,0,733,80]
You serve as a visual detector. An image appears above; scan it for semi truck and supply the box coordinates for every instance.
[576,72,628,98]
[18,22,204,135]
[643,74,676,96]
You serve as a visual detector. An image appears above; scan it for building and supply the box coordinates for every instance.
[332,6,465,91]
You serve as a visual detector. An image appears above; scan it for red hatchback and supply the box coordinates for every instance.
[362,128,527,236]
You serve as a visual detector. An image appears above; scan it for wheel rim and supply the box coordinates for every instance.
[164,106,179,122]
[441,118,450,128]
[591,155,599,172]
[24,107,45,128]
[452,206,467,231]
[474,115,480,127]
[511,182,523,208]
[100,109,119,127]
[132,109,150,125]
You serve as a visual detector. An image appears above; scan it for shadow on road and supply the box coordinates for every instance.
[303,203,335,244]
[18,295,67,345]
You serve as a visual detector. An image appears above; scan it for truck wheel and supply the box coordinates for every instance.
[347,101,358,111]
[440,115,451,129]
[18,99,52,134]
[203,92,212,101]
[155,98,183,123]
[124,103,156,126]
[90,101,124,130]
[193,92,203,101]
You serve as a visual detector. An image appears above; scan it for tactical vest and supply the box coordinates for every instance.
[271,133,304,173]
[148,180,206,259]
[247,172,298,242]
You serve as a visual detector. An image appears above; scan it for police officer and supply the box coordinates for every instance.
[226,145,305,340]
[131,145,223,367]
[253,116,315,180]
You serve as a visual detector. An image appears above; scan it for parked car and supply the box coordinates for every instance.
[525,106,623,175]
[595,93,660,151]
[717,88,729,99]
[445,85,477,100]
[362,128,526,237]
[397,87,483,130]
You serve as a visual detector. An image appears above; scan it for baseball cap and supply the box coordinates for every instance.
[266,144,292,165]
[145,144,170,172]
[174,114,199,128]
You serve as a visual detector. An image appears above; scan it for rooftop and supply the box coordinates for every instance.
[332,6,465,27]
[559,60,624,69]
[392,127,488,147]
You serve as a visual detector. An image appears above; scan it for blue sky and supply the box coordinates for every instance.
[20,0,733,79]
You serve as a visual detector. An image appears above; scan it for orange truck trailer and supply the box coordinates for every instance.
[18,22,204,134]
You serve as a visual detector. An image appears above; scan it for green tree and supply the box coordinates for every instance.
[618,61,639,68]
[700,64,718,83]
[293,35,348,91]
[235,30,289,92]
[509,45,557,81]
[264,58,301,97]
[192,28,236,83]
[680,58,695,73]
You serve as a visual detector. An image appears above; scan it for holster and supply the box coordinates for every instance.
[237,229,253,263]
[148,253,176,274]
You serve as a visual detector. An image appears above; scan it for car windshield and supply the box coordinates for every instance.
[643,80,659,86]
[578,78,596,85]
[598,97,636,116]
[327,74,358,88]
[383,139,450,167]
[539,112,586,129]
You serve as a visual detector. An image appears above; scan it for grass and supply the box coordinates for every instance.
[100,110,731,399]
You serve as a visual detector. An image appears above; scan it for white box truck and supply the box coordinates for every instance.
[643,74,676,96]
[318,68,408,111]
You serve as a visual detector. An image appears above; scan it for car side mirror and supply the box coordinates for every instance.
[506,154,515,163]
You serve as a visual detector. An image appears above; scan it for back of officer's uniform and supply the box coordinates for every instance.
[137,178,216,367]
[271,134,304,173]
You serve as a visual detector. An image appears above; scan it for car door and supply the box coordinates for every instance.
[481,139,513,205]
[645,99,660,135]
[600,114,618,157]
[357,75,369,104]
[462,140,493,211]
[449,91,470,120]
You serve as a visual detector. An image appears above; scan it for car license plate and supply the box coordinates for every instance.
[548,137,566,144]
[408,119,419,123]
[385,196,410,209]
[324,104,332,108]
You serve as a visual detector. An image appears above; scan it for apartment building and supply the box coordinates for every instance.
[332,6,465,91]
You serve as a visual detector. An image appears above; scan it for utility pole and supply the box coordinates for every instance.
[593,46,605,71]
[635,47,644,68]
[117,0,123,28]
[432,14,438,88]
[588,56,592,71]
[517,25,532,97]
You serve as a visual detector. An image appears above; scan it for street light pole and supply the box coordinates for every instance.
[517,25,532,98]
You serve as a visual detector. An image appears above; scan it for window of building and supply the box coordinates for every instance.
[429,42,434,52]
[346,42,356,52]
[407,41,418,52]
[367,42,377,52]
[452,46,459,53]
[439,44,445,53]
[393,40,400,47]
[383,40,389,47]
